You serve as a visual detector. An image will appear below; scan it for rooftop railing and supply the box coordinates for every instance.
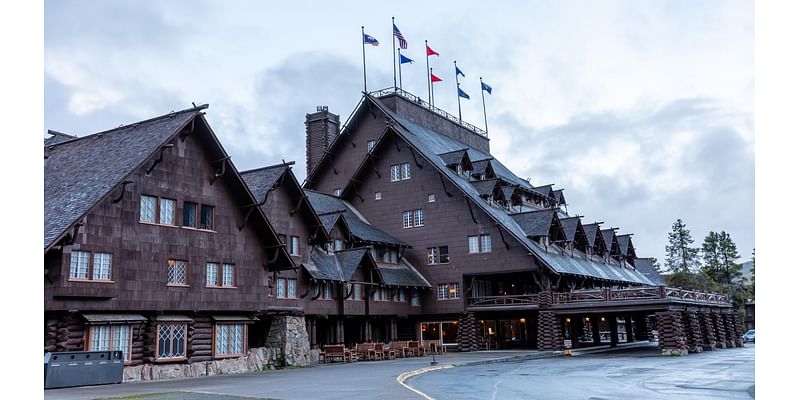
[468,286,730,307]
[368,87,489,138]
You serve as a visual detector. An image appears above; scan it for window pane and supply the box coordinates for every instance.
[200,205,214,230]
[438,284,448,300]
[440,246,449,263]
[468,236,479,254]
[450,282,461,299]
[69,251,89,279]
[113,325,132,361]
[481,234,492,253]
[401,163,411,179]
[206,263,218,286]
[428,193,435,203]
[90,325,110,352]
[390,164,400,182]
[334,188,342,197]
[158,324,187,359]
[277,278,287,298]
[334,239,344,251]
[375,192,382,200]
[414,209,424,226]
[93,253,112,280]
[291,236,300,255]
[427,247,438,264]
[403,211,412,228]
[288,278,297,298]
[183,202,197,227]
[159,198,175,225]
[168,260,186,285]
[367,140,375,151]
[353,283,362,300]
[222,264,234,287]
[140,195,156,223]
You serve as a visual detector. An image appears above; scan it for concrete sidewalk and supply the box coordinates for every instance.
[44,350,559,400]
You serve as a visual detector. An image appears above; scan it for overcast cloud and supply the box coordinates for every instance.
[44,0,754,262]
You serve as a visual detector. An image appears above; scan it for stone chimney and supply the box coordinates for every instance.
[305,106,340,177]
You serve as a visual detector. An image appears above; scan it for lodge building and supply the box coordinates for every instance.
[44,89,742,381]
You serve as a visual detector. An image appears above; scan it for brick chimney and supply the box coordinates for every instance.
[305,106,340,177]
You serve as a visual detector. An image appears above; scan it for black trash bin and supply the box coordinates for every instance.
[44,351,124,389]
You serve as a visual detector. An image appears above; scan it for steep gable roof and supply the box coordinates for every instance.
[559,216,581,241]
[240,163,290,203]
[305,190,408,247]
[375,258,431,287]
[553,189,566,206]
[511,210,560,238]
[470,179,500,197]
[45,107,202,250]
[320,94,657,286]
[617,234,636,258]
[601,229,619,254]
[44,130,78,146]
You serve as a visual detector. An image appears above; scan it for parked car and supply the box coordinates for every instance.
[742,329,755,343]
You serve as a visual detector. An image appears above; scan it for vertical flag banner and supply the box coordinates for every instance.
[362,27,379,92]
[398,50,414,90]
[425,42,439,103]
[430,68,442,107]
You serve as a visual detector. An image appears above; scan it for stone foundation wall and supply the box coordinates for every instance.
[266,315,311,367]
[123,346,279,382]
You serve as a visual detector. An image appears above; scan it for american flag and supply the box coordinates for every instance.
[393,23,407,49]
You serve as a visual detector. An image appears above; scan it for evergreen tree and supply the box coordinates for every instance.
[664,219,700,274]
[701,231,722,284]
[648,257,662,273]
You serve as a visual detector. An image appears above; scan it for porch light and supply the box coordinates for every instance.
[601,317,606,322]
[565,317,571,323]
[520,318,526,323]
[584,317,590,322]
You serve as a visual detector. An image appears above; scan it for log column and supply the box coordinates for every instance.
[723,313,737,348]
[655,311,688,355]
[625,316,634,343]
[609,315,619,347]
[457,312,479,352]
[698,311,716,351]
[536,311,563,351]
[682,311,704,353]
[712,312,728,349]
[731,313,744,347]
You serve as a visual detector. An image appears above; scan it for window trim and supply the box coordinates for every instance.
[212,323,247,359]
[290,236,301,256]
[437,282,461,301]
[85,324,133,364]
[206,262,237,289]
[68,250,115,283]
[181,201,216,232]
[468,234,492,254]
[167,259,189,287]
[426,246,449,265]
[139,194,178,227]
[155,323,188,362]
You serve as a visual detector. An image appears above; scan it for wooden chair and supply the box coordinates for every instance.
[408,341,421,357]
[376,343,395,360]
[390,341,410,358]
[356,343,377,361]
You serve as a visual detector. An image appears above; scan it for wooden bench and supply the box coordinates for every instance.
[408,341,421,357]
[321,344,353,363]
[376,343,395,360]
[389,341,411,358]
[355,343,378,361]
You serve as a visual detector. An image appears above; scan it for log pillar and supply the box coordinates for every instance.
[712,312,728,348]
[625,316,634,343]
[655,311,688,356]
[336,319,345,344]
[682,310,704,353]
[731,312,744,347]
[591,317,601,345]
[723,313,737,348]
[609,315,619,347]
[698,311,716,351]
[457,312,479,352]
[536,311,563,351]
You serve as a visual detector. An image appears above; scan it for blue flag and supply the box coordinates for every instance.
[481,81,492,94]
[458,88,470,99]
[455,65,465,77]
[363,33,380,46]
[399,54,414,64]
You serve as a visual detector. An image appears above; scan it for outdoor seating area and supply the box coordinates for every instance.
[318,340,446,364]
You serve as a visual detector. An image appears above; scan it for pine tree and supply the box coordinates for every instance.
[664,219,700,274]
[717,231,742,287]
[701,231,722,283]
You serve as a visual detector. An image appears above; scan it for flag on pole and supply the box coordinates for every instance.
[363,33,380,46]
[456,65,465,77]
[399,54,414,64]
[458,88,470,99]
[431,73,443,82]
[426,45,439,56]
[393,23,407,49]
[481,81,492,94]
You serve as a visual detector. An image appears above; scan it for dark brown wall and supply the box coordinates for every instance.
[45,129,275,312]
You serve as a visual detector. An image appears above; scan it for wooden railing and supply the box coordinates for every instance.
[468,286,730,308]
[466,294,539,307]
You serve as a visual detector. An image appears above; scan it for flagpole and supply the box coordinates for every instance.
[361,26,367,93]
[455,61,462,122]
[430,67,435,107]
[392,17,397,91]
[398,48,403,90]
[480,77,488,134]
[425,40,431,104]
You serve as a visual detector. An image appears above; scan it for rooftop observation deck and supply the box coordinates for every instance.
[467,286,731,313]
[369,87,489,138]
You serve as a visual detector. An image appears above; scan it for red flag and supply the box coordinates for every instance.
[426,45,439,57]
[430,73,442,83]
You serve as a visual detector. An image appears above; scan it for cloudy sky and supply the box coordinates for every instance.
[44,0,754,263]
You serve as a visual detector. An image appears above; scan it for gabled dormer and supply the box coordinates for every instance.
[582,222,607,259]
[558,215,589,256]
[438,148,473,178]
[617,234,637,266]
[510,209,566,248]
[532,184,555,208]
[469,179,505,207]
[600,228,621,262]
[470,158,495,181]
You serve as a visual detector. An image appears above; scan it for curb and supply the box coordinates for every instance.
[396,364,455,400]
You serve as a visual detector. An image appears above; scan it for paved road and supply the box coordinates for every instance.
[409,344,755,400]
[44,350,551,400]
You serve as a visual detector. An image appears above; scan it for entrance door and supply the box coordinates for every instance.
[420,321,458,347]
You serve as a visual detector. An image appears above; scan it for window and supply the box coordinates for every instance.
[278,234,287,244]
[334,188,342,197]
[167,259,187,286]
[382,249,398,264]
[69,251,90,279]
[403,209,423,228]
[414,209,424,226]
[222,263,235,287]
[399,289,407,302]
[159,198,176,225]
[287,278,297,298]
[438,283,461,300]
[92,253,112,280]
[206,262,218,286]
[351,283,362,300]
[88,325,132,362]
[70,251,112,281]
[390,162,411,181]
[215,324,245,357]
[367,140,375,152]
[401,163,411,179]
[334,239,344,251]
[411,290,421,306]
[427,246,449,264]
[183,202,197,227]
[200,205,214,230]
[290,236,301,256]
[140,195,157,223]
[428,193,436,203]
[468,235,491,253]
[322,281,334,299]
[276,278,287,298]
[157,323,187,360]
[375,192,382,200]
